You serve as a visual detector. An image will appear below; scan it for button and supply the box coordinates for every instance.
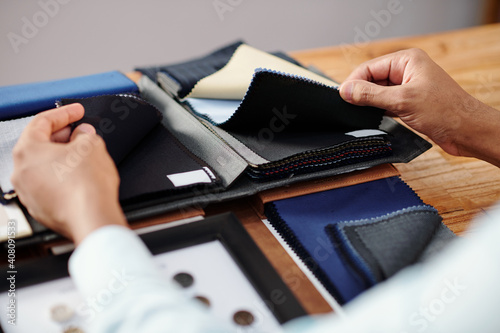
[50,304,74,322]
[233,310,255,326]
[63,327,84,333]
[173,272,194,288]
[194,295,211,307]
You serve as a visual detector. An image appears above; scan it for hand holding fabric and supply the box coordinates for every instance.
[11,104,128,245]
[339,48,500,167]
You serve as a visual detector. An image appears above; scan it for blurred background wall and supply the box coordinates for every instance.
[0,0,498,87]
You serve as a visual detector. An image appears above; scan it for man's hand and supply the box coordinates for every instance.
[11,104,128,245]
[339,48,500,166]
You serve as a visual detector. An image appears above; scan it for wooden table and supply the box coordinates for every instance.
[206,23,500,315]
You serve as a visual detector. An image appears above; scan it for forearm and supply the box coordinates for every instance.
[453,98,500,167]
[69,226,232,333]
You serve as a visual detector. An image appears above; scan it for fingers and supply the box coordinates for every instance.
[69,123,109,163]
[51,126,72,143]
[339,79,404,111]
[70,123,96,142]
[24,103,85,142]
[344,50,413,85]
[340,49,433,113]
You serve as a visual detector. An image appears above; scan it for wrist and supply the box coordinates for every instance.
[70,199,128,246]
[452,97,500,167]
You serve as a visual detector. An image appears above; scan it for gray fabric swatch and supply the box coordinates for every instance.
[138,76,248,188]
[202,120,269,166]
[0,116,34,194]
[418,222,457,262]
[345,208,445,279]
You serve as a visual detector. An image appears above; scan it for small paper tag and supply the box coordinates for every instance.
[345,129,386,138]
[203,167,216,180]
[167,169,213,187]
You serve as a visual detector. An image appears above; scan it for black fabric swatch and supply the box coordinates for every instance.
[117,123,219,202]
[220,70,385,133]
[212,70,389,180]
[247,139,392,180]
[62,95,220,204]
[229,131,388,162]
[62,94,162,165]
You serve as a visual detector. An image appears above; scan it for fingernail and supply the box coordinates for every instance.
[340,82,353,102]
[64,103,84,112]
[77,123,96,135]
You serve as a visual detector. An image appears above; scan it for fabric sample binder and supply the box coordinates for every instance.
[0,41,433,247]
[58,95,221,203]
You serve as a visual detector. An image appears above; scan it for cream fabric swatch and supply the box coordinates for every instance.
[185,44,339,100]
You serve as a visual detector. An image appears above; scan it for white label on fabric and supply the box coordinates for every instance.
[345,129,386,137]
[167,169,212,187]
[203,167,216,180]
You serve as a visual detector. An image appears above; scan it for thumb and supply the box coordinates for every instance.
[70,123,96,142]
[339,80,400,111]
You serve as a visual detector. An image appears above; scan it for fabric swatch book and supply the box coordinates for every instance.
[0,42,432,244]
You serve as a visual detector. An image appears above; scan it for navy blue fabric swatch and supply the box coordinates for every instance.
[0,71,138,121]
[265,176,424,304]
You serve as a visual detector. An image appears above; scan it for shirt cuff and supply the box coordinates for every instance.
[68,225,164,299]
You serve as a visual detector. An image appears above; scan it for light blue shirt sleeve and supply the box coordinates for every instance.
[68,225,233,333]
[69,206,500,333]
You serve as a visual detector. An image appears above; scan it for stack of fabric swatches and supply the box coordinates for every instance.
[138,42,393,181]
[265,176,456,304]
